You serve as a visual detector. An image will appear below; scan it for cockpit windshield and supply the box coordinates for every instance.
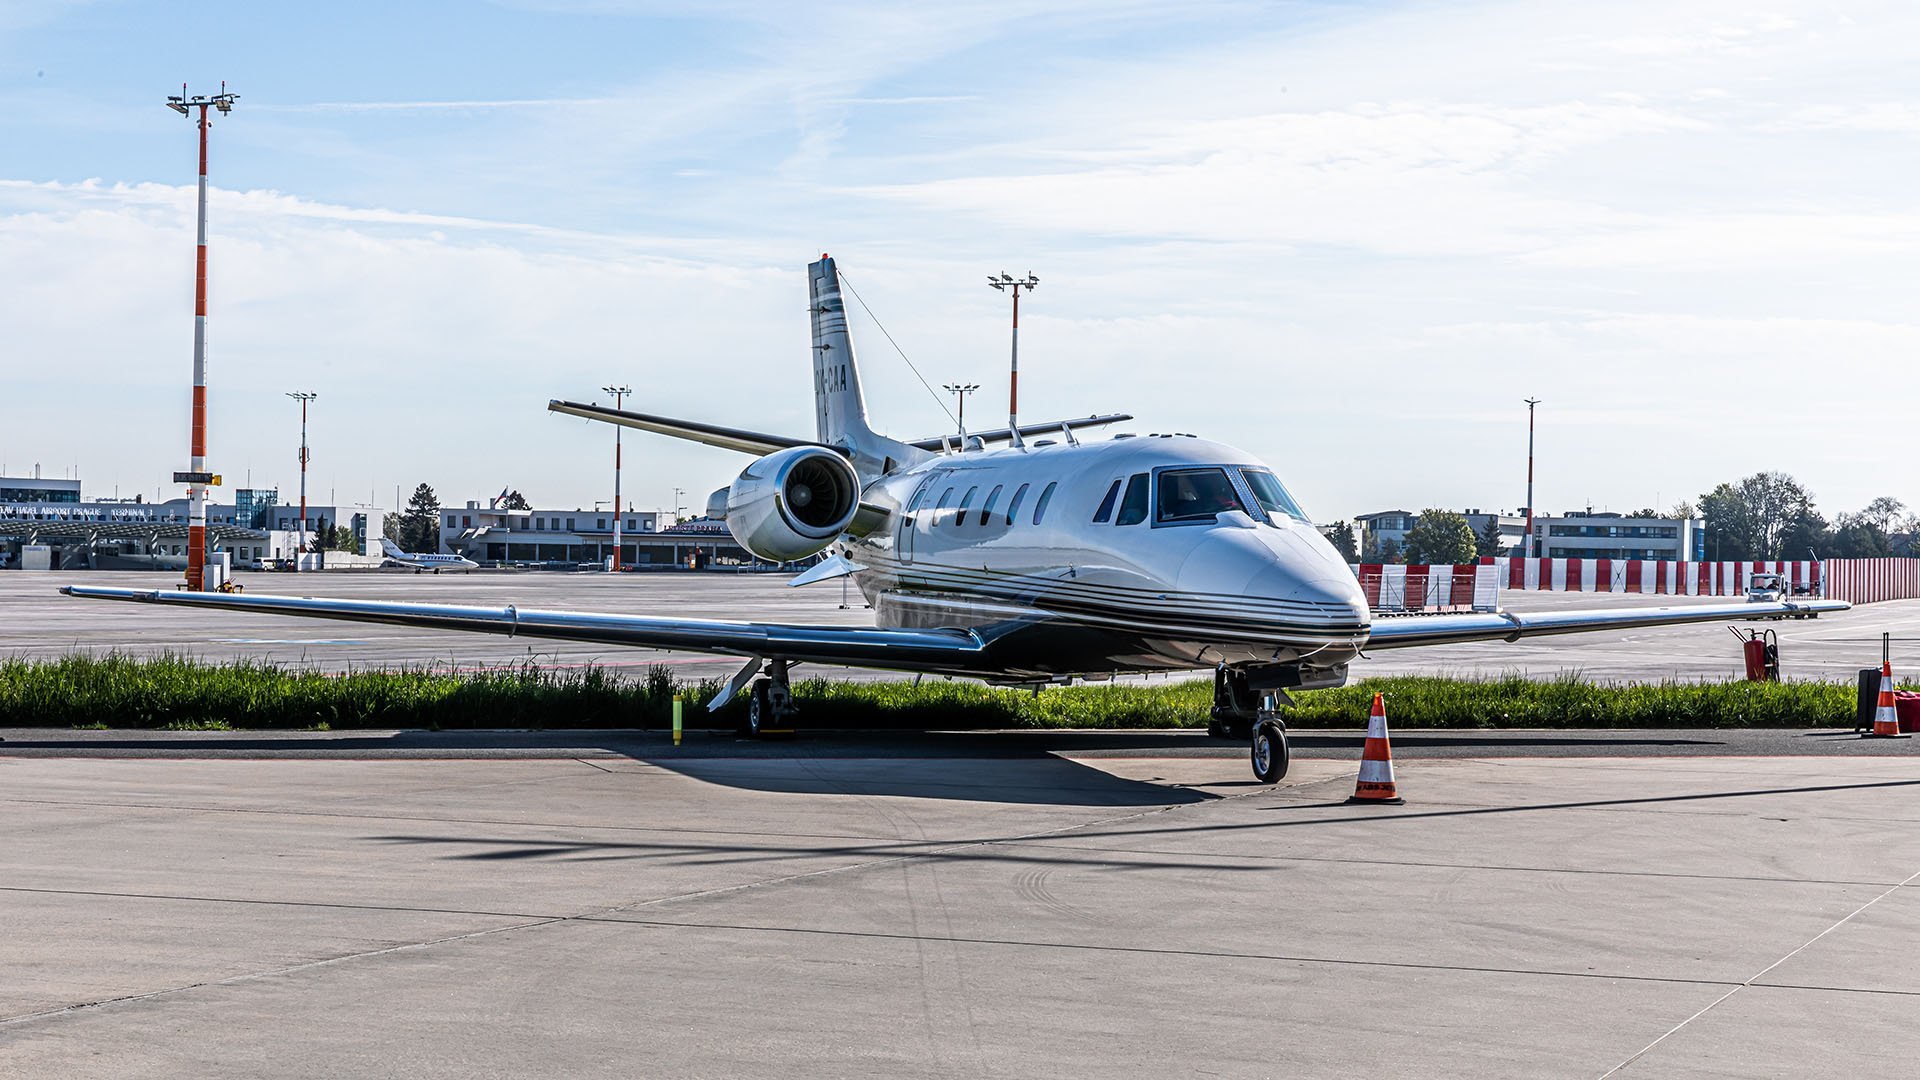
[1238,468,1309,523]
[1156,468,1245,523]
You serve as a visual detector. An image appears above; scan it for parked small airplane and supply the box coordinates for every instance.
[379,537,478,574]
[66,256,1846,780]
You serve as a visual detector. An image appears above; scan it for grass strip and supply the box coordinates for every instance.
[0,654,1903,730]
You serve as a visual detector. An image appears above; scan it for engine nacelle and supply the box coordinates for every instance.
[722,446,861,561]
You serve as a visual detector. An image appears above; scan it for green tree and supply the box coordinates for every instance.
[1326,520,1358,563]
[1859,496,1906,533]
[503,490,532,511]
[332,524,360,554]
[1476,516,1505,558]
[1698,472,1817,560]
[311,518,334,552]
[1833,517,1892,558]
[1403,509,1477,565]
[400,484,441,553]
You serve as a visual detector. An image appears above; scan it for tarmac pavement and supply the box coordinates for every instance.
[3,737,1918,1077]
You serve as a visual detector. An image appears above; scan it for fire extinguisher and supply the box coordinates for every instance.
[1731,627,1780,681]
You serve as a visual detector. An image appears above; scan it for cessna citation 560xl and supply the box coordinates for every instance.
[66,256,1845,781]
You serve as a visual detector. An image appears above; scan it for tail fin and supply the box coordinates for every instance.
[808,256,920,479]
[380,537,403,558]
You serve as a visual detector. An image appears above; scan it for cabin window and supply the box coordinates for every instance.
[1006,483,1030,525]
[1033,482,1058,524]
[980,485,1003,527]
[1156,468,1244,524]
[1238,467,1310,522]
[1091,480,1122,523]
[1115,473,1150,526]
[932,488,954,528]
[954,486,978,526]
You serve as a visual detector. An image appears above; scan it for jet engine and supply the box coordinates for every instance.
[718,446,861,561]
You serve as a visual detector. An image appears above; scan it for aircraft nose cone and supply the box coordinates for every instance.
[1177,527,1370,627]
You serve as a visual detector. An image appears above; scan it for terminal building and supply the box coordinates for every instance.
[437,499,782,569]
[0,474,382,571]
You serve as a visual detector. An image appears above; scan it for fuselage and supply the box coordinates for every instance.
[840,433,1370,681]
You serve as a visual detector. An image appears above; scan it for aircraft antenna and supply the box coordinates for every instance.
[166,81,239,590]
[987,272,1038,448]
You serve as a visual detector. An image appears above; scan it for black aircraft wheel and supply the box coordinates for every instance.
[1251,720,1290,784]
[747,680,772,737]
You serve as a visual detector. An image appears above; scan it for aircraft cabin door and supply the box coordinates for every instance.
[898,473,942,564]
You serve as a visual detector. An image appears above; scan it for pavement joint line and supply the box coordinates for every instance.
[0,884,552,921]
[1597,862,1920,1078]
[0,916,567,1029]
[568,915,1920,998]
[573,757,616,773]
[987,841,1910,888]
[0,795,1125,848]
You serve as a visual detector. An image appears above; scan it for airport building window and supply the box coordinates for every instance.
[1092,480,1122,523]
[1033,482,1057,525]
[536,518,545,530]
[980,485,1003,527]
[1157,468,1243,524]
[1006,483,1030,526]
[597,518,605,529]
[954,486,978,526]
[567,518,576,531]
[1115,474,1150,526]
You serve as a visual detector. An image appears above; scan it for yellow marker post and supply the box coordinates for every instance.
[672,696,683,746]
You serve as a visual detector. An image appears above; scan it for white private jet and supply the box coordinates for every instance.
[379,537,478,574]
[66,256,1846,780]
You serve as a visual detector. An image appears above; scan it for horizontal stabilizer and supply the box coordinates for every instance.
[549,400,829,457]
[909,414,1131,451]
[788,553,867,587]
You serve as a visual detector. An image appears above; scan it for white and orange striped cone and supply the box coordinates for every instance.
[1347,692,1406,804]
[1865,662,1909,739]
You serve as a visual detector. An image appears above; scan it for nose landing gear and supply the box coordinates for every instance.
[1250,692,1290,784]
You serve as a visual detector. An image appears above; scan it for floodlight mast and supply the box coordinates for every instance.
[167,82,238,590]
[287,393,317,553]
[987,272,1038,448]
[1524,397,1541,559]
[603,385,632,571]
[942,382,980,442]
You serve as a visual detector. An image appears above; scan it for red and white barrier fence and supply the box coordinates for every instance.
[1349,557,1920,607]
[1353,563,1501,613]
[1495,557,1822,597]
[1823,558,1920,605]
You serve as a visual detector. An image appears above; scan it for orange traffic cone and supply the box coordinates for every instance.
[1347,692,1406,804]
[1865,662,1909,739]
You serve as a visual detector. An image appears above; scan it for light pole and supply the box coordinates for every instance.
[672,487,686,524]
[987,272,1038,447]
[287,392,317,552]
[942,382,979,442]
[1524,397,1541,559]
[602,384,631,571]
[167,83,237,590]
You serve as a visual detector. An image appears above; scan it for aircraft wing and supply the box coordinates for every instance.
[548,400,828,458]
[60,586,991,672]
[1363,598,1849,650]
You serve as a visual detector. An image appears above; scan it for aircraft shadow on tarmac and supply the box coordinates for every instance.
[0,728,1227,807]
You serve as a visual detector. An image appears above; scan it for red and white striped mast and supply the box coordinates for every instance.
[988,272,1038,448]
[166,83,237,591]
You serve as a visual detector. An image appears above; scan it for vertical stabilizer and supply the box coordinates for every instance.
[808,256,918,479]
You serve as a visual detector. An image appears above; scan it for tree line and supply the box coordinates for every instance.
[1325,474,1914,566]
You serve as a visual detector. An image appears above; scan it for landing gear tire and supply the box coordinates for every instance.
[1251,719,1290,784]
[747,680,772,737]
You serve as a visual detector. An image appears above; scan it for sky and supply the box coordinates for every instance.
[1,0,1916,524]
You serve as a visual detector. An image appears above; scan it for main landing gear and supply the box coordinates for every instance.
[1211,667,1290,783]
[743,659,798,737]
